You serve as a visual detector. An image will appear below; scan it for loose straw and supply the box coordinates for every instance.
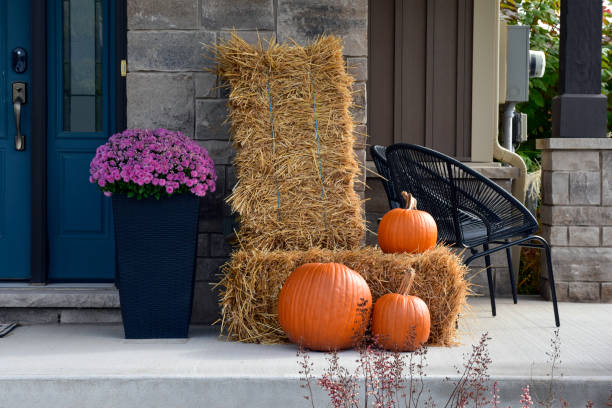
[266,78,282,221]
[309,67,327,229]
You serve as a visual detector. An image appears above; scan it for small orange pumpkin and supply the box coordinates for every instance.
[378,191,437,254]
[278,262,372,351]
[371,269,430,351]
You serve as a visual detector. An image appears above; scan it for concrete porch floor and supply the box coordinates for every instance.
[0,297,610,407]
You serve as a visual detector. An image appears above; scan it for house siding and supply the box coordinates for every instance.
[126,0,368,323]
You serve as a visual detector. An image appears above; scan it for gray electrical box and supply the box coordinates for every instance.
[506,25,530,102]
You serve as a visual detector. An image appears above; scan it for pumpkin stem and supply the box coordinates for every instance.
[401,191,418,210]
[398,268,416,296]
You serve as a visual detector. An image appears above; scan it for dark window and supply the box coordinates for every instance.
[62,0,103,132]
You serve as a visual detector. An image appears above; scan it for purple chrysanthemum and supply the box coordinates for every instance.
[89,128,217,199]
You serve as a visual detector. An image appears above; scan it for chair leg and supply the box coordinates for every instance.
[540,239,561,327]
[506,246,518,304]
[483,243,496,317]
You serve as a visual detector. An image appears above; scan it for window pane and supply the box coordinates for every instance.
[62,0,103,132]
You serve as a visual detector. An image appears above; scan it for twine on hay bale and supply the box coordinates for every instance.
[216,246,470,347]
[213,33,364,251]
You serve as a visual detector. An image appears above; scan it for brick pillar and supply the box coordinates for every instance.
[538,138,612,302]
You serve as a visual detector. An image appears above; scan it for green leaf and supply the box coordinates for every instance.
[531,91,545,107]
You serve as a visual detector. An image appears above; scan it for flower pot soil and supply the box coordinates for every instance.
[113,194,199,339]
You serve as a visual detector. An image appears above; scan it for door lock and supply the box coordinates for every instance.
[12,82,27,151]
[11,47,27,74]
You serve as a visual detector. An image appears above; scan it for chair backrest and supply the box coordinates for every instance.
[370,145,401,209]
[384,143,538,247]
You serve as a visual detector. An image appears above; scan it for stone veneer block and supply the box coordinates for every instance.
[196,140,235,165]
[350,82,367,123]
[540,205,612,226]
[536,138,612,150]
[568,282,600,302]
[210,233,232,257]
[353,149,366,192]
[353,124,367,149]
[127,73,195,138]
[127,0,198,29]
[465,164,520,179]
[542,171,569,205]
[128,31,215,71]
[277,0,368,57]
[226,166,236,192]
[347,57,367,81]
[540,280,569,302]
[541,150,600,172]
[492,179,512,193]
[550,247,612,281]
[201,0,274,30]
[209,165,227,202]
[603,151,612,205]
[196,257,227,282]
[195,72,218,98]
[569,171,600,205]
[568,226,600,247]
[195,100,230,140]
[197,233,210,257]
[603,227,612,246]
[218,30,276,45]
[191,281,221,324]
[602,283,612,302]
[542,225,568,246]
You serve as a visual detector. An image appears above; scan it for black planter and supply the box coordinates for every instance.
[112,193,199,339]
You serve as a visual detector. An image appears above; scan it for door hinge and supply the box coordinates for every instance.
[120,59,127,77]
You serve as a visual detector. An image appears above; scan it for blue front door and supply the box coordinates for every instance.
[0,0,31,279]
[0,1,116,282]
[46,0,116,281]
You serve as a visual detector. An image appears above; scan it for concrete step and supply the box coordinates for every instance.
[0,298,610,407]
[0,284,121,324]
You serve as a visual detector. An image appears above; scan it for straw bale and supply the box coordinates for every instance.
[217,246,469,347]
[213,33,364,251]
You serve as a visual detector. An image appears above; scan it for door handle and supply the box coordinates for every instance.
[12,82,27,151]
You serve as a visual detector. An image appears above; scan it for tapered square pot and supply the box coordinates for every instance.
[112,194,199,339]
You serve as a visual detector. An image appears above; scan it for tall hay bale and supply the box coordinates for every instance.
[217,246,469,347]
[214,34,364,251]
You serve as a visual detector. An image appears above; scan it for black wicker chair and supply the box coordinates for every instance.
[371,145,402,209]
[371,144,560,327]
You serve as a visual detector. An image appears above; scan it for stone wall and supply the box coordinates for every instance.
[126,0,368,322]
[538,138,612,303]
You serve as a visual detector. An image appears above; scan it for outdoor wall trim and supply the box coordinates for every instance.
[470,0,499,163]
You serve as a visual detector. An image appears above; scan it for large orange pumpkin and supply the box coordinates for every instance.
[378,191,437,253]
[278,262,372,351]
[371,269,430,351]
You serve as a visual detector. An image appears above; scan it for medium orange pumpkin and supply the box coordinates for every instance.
[371,269,430,351]
[278,262,372,351]
[378,191,437,254]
